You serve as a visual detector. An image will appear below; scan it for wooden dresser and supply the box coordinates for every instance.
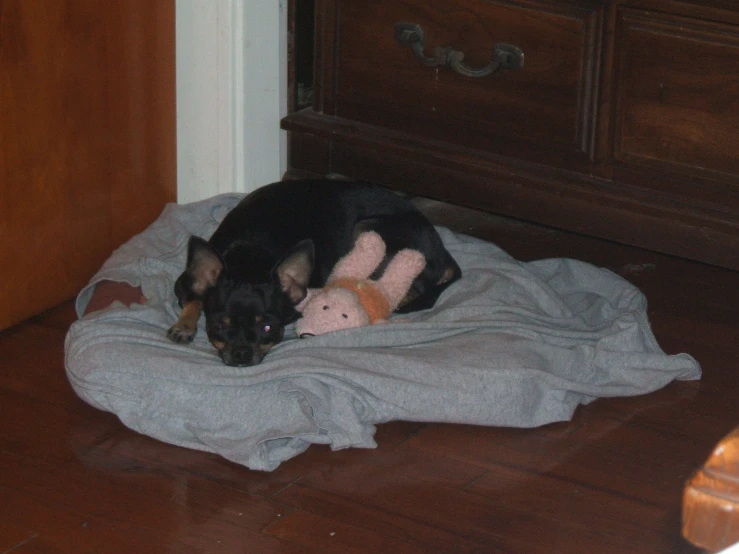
[282,0,739,270]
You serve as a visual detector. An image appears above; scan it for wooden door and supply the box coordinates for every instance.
[0,0,176,331]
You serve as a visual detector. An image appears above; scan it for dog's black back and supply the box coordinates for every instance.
[169,179,461,365]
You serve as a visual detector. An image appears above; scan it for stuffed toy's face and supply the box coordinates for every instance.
[296,288,370,337]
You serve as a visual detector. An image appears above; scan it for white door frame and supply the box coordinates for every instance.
[175,0,288,203]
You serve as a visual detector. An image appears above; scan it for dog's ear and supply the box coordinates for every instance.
[186,236,224,295]
[274,239,315,304]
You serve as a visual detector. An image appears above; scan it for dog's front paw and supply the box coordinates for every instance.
[167,323,197,344]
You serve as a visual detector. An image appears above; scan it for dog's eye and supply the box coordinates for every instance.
[210,316,230,332]
[262,324,272,333]
[210,321,227,332]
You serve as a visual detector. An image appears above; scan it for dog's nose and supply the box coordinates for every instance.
[299,333,315,339]
[222,347,261,366]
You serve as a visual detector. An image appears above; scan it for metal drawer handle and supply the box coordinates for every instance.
[394,22,524,77]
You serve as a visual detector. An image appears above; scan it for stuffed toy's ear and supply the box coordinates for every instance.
[186,236,224,295]
[274,239,315,304]
[295,288,319,313]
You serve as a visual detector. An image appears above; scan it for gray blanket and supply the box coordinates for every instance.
[65,194,701,471]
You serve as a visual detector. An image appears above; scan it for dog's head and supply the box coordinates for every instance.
[182,236,314,366]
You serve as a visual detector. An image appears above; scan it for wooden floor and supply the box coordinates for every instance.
[1,199,737,553]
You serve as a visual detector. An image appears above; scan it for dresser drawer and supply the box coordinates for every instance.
[328,0,604,167]
[613,7,739,209]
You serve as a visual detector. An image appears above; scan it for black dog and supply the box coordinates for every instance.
[167,179,461,366]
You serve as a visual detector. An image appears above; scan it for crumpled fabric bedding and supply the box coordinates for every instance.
[65,193,701,471]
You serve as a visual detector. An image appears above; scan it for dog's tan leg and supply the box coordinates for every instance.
[167,300,202,343]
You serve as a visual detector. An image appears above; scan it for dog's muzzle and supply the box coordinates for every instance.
[220,345,263,367]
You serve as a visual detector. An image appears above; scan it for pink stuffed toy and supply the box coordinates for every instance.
[295,231,426,337]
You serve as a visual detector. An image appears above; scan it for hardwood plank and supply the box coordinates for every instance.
[589,387,737,459]
[1,450,308,553]
[26,301,80,332]
[0,322,83,408]
[273,481,496,553]
[264,509,427,554]
[0,392,107,466]
[408,420,698,510]
[573,415,724,472]
[72,419,433,501]
[0,520,37,553]
[0,485,200,554]
[0,451,66,493]
[467,464,689,553]
[275,476,660,553]
[290,439,488,492]
[46,460,283,532]
[70,426,304,501]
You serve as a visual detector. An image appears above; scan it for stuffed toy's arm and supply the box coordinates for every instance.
[375,250,427,311]
[327,231,386,282]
